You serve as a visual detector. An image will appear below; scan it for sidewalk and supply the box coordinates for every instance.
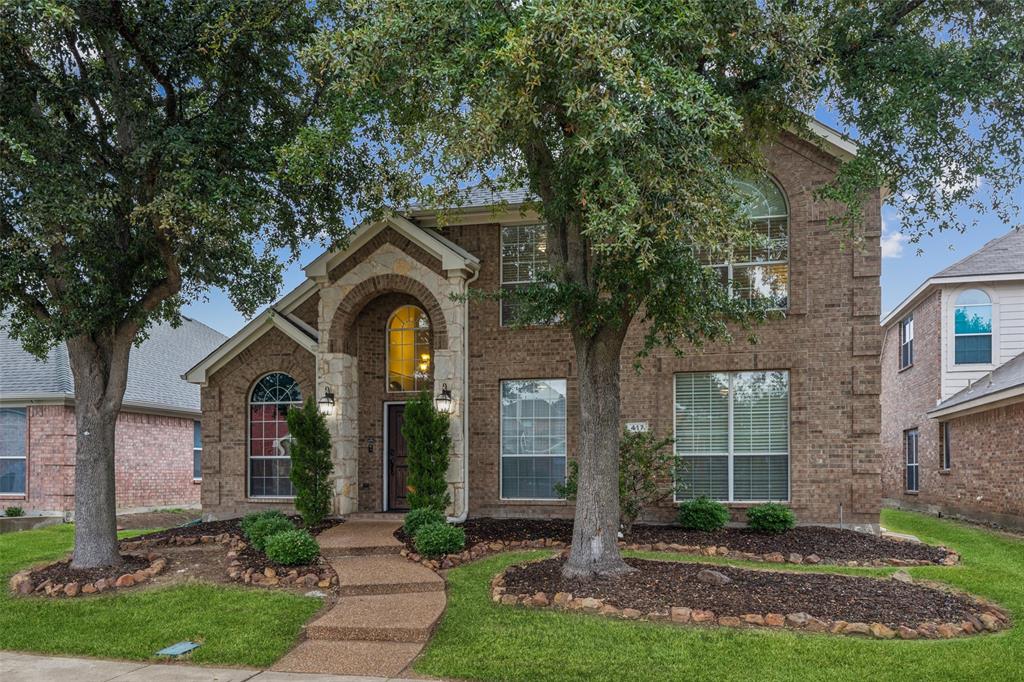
[0,651,424,682]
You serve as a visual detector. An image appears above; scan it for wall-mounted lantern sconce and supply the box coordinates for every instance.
[317,388,336,416]
[435,383,454,415]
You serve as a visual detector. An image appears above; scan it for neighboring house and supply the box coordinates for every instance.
[185,123,884,532]
[880,229,1024,529]
[0,318,226,516]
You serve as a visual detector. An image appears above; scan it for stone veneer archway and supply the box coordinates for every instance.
[313,239,470,517]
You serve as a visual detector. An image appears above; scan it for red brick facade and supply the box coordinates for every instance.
[1,404,200,515]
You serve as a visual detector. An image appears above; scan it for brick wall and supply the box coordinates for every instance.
[6,404,199,515]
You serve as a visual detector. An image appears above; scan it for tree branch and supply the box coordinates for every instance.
[107,0,178,123]
[0,214,51,322]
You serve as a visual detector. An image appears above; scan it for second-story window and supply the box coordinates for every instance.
[954,289,992,364]
[500,224,549,326]
[899,314,914,369]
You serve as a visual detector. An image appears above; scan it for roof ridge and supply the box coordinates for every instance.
[935,227,1023,278]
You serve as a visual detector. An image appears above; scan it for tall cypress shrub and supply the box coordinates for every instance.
[402,392,451,512]
[286,397,334,526]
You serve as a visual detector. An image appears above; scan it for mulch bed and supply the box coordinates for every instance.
[126,515,343,545]
[495,557,1010,638]
[396,518,954,566]
[26,554,150,587]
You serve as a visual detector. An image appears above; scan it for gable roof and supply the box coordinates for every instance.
[929,350,1024,419]
[881,227,1024,326]
[1,318,225,415]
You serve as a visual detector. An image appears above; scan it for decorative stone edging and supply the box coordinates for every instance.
[400,536,959,571]
[488,567,1010,639]
[9,553,168,598]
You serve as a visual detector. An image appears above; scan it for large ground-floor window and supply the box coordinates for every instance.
[500,379,567,500]
[249,372,301,498]
[0,407,27,495]
[674,370,790,502]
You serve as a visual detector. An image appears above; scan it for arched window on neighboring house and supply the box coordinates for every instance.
[387,305,432,392]
[954,289,993,365]
[249,372,301,497]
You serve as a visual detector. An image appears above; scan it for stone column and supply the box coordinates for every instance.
[319,352,359,515]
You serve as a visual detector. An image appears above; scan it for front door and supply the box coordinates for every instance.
[386,403,410,511]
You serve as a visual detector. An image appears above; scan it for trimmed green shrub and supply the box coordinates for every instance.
[414,522,465,558]
[746,503,795,534]
[403,507,446,537]
[401,392,451,512]
[240,510,287,538]
[286,397,334,526]
[264,529,320,565]
[245,514,295,552]
[677,496,730,532]
[4,506,25,517]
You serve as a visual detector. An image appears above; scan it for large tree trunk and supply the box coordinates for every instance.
[563,326,634,579]
[67,333,133,569]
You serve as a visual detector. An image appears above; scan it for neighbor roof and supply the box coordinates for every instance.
[0,318,226,415]
[930,350,1024,419]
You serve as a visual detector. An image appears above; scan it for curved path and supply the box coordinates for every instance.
[272,517,445,678]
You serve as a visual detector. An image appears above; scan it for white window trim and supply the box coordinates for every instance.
[499,224,549,327]
[941,422,952,472]
[947,285,998,371]
[247,372,301,500]
[385,305,432,393]
[899,314,914,370]
[672,371,791,504]
[0,406,28,498]
[905,428,920,493]
[192,420,202,482]
[498,378,568,502]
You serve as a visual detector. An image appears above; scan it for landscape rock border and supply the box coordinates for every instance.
[9,552,168,598]
[488,565,1010,639]
[400,536,958,571]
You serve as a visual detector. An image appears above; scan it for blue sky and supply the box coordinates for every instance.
[182,109,1017,337]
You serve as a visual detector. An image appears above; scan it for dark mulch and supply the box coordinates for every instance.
[234,541,331,575]
[401,517,950,564]
[28,554,150,585]
[126,515,343,545]
[503,557,979,628]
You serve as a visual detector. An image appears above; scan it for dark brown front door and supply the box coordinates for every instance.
[387,403,410,511]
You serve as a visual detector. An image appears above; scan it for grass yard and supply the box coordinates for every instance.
[416,510,1024,682]
[0,524,321,667]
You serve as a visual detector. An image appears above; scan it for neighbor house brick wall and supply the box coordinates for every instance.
[199,326,316,519]
[6,404,199,515]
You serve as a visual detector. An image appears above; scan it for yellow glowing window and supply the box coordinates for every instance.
[387,305,432,392]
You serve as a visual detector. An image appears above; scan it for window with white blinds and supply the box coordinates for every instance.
[674,370,789,502]
[500,224,548,326]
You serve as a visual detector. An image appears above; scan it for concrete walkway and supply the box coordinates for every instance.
[0,651,423,682]
[271,517,445,678]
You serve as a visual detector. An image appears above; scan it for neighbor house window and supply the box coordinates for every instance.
[249,373,301,497]
[500,379,567,499]
[0,408,27,495]
[193,420,202,481]
[941,422,952,471]
[954,289,992,364]
[674,371,789,502]
[899,314,914,369]
[387,305,432,392]
[905,428,919,492]
[707,177,789,309]
[500,224,549,326]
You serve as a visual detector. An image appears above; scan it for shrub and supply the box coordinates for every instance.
[245,514,295,552]
[286,397,334,526]
[746,503,795,534]
[677,496,730,532]
[414,522,465,558]
[555,428,675,534]
[264,529,320,565]
[403,507,446,537]
[240,510,287,537]
[401,392,452,512]
[4,506,25,517]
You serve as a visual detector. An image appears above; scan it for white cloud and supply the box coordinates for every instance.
[881,230,908,258]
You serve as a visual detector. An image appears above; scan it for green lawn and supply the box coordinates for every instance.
[0,524,321,667]
[416,510,1024,682]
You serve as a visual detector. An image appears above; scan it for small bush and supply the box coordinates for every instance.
[746,503,795,534]
[414,522,465,558]
[677,496,730,532]
[264,529,320,565]
[403,507,446,537]
[240,509,287,537]
[245,514,295,552]
[4,506,25,517]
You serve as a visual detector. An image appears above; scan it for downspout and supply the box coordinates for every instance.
[451,266,480,523]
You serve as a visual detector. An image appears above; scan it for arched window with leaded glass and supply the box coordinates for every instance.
[248,372,301,497]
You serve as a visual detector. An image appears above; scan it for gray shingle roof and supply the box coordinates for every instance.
[931,350,1024,414]
[935,228,1024,278]
[1,318,225,414]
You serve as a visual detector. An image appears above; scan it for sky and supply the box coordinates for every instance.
[182,109,1018,337]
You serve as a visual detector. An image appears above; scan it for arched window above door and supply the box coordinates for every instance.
[387,305,432,392]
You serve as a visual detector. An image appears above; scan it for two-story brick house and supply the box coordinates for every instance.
[881,229,1024,529]
[184,124,884,532]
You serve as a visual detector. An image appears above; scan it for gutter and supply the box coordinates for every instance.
[450,266,480,523]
